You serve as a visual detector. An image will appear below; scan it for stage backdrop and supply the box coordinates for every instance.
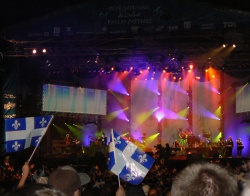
[128,74,220,151]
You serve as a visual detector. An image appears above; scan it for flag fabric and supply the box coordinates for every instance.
[108,130,155,185]
[5,115,53,153]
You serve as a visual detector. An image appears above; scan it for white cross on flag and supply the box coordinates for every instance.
[108,130,155,185]
[5,115,53,153]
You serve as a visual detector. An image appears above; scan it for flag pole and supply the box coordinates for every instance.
[111,129,121,187]
[28,116,54,162]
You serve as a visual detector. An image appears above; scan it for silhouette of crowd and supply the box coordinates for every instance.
[1,144,250,196]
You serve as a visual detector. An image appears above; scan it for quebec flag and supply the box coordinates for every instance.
[5,115,53,153]
[108,130,155,185]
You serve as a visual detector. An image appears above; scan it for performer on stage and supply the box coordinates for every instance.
[100,132,107,147]
[178,129,188,147]
[65,133,80,146]
[218,137,225,158]
[173,140,180,148]
[224,136,234,158]
[65,133,72,147]
[64,133,80,154]
[99,132,108,156]
[236,138,244,158]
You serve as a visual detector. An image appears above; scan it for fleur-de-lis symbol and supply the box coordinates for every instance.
[114,136,122,145]
[139,154,148,163]
[12,120,21,130]
[12,141,21,151]
[35,137,41,144]
[126,172,136,181]
[39,117,47,127]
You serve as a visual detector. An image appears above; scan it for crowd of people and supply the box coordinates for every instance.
[1,141,250,196]
[0,131,248,196]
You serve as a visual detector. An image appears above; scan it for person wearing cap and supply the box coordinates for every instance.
[78,172,90,194]
[48,165,81,196]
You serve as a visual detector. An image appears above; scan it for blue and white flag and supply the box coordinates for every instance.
[108,130,155,185]
[5,115,53,153]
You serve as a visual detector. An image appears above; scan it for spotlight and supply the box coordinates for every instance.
[32,49,37,54]
[42,48,47,53]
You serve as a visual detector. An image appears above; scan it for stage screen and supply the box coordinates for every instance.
[42,84,107,115]
[236,84,250,113]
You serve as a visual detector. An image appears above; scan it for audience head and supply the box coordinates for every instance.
[36,176,48,184]
[4,183,66,196]
[99,184,116,196]
[148,188,161,196]
[241,179,250,196]
[171,162,239,196]
[48,165,80,196]
[142,184,150,195]
[126,185,145,196]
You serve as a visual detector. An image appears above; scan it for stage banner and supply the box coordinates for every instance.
[2,61,18,119]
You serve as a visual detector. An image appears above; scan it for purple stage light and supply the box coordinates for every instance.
[155,111,164,121]
[117,112,129,121]
[108,75,129,95]
[197,104,220,120]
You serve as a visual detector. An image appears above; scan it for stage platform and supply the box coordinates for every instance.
[25,153,250,172]
[4,146,249,172]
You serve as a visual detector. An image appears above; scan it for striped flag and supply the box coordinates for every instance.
[5,115,53,153]
[108,130,155,185]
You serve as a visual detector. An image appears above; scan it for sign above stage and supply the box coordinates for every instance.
[2,0,250,41]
